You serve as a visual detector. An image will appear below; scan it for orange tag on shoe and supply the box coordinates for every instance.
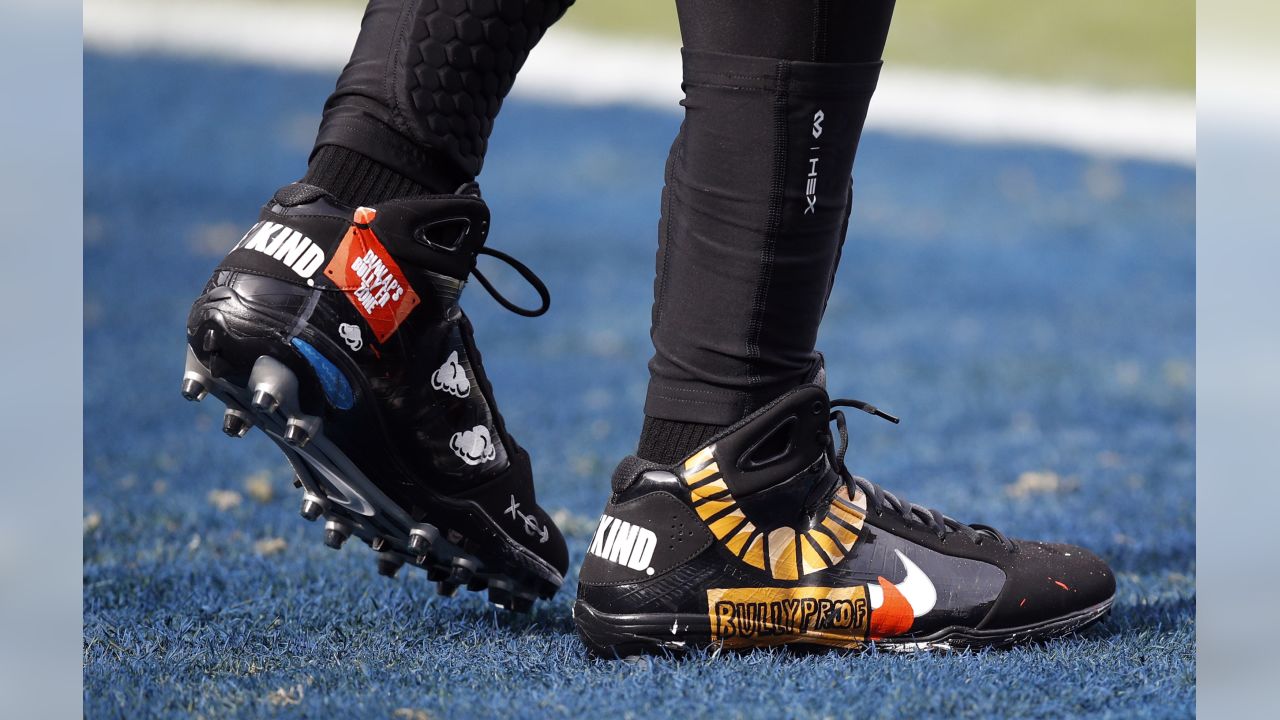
[324,207,420,343]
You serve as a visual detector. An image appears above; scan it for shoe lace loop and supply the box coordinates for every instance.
[827,398,1013,550]
[471,246,551,317]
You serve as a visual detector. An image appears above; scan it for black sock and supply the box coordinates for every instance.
[301,145,433,207]
[636,416,725,465]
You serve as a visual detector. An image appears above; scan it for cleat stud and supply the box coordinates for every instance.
[323,529,346,549]
[180,378,208,402]
[283,423,310,447]
[376,554,403,578]
[448,557,477,585]
[407,535,427,555]
[467,576,489,592]
[426,565,449,582]
[299,494,325,521]
[407,526,438,556]
[250,389,279,414]
[323,519,350,549]
[370,537,388,552]
[436,580,460,597]
[222,409,252,438]
[487,583,514,610]
[509,592,535,614]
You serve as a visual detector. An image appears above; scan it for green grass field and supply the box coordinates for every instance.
[561,0,1194,91]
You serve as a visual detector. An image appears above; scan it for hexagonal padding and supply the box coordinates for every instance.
[421,42,448,68]
[481,17,509,47]
[499,0,523,23]
[471,0,498,20]
[455,15,484,44]
[495,48,515,74]
[446,42,475,70]
[438,66,463,92]
[431,91,456,115]
[471,45,496,71]
[425,14,457,43]
[426,114,451,137]
[439,0,467,16]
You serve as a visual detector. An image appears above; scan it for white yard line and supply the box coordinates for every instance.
[84,0,1195,165]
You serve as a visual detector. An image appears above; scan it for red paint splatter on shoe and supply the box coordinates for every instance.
[1052,579,1070,591]
[1019,598,1027,607]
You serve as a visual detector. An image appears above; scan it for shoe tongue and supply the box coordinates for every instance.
[804,353,827,389]
[714,385,831,498]
[273,183,328,207]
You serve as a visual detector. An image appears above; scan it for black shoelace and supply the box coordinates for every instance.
[471,247,551,318]
[826,399,1013,550]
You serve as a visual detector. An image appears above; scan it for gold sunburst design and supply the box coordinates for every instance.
[680,445,867,580]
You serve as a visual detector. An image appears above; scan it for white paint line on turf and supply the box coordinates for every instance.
[84,0,1194,165]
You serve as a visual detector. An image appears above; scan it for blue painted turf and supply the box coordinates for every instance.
[83,52,1194,718]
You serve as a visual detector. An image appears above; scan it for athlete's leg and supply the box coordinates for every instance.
[638,0,896,463]
[304,0,575,205]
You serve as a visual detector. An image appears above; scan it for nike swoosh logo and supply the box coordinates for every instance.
[867,549,937,618]
[306,459,376,517]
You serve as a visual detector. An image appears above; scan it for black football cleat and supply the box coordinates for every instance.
[574,384,1115,655]
[182,183,567,609]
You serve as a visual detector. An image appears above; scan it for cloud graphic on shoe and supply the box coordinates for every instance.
[450,425,495,466]
[431,350,470,398]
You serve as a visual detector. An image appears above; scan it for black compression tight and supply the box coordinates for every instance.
[641,1,897,441]
[677,0,896,64]
[306,0,576,201]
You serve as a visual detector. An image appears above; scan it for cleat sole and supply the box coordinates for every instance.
[180,342,558,610]
[573,596,1116,658]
